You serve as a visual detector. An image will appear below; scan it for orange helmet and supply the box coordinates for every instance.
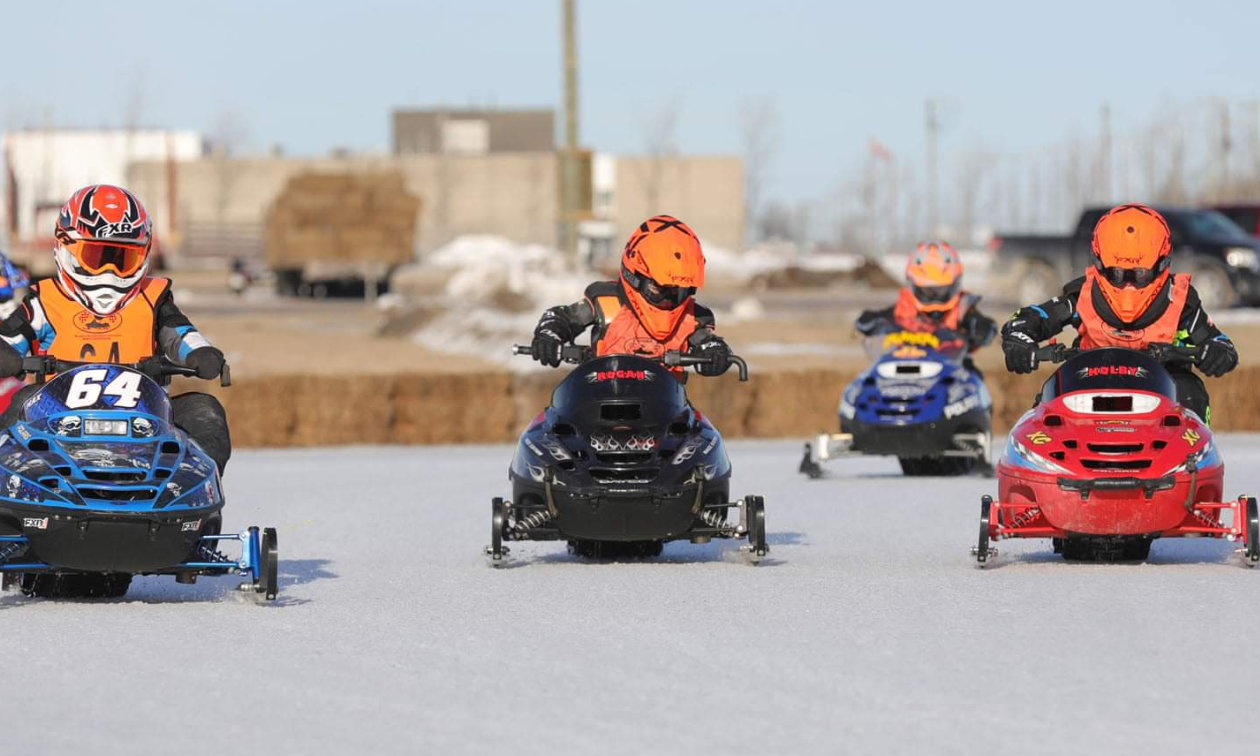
[1090,204,1172,322]
[619,215,705,339]
[905,241,963,316]
[53,184,153,315]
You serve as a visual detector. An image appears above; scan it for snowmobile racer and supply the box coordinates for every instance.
[0,251,30,413]
[0,185,232,470]
[856,241,997,368]
[1001,203,1238,422]
[528,214,734,380]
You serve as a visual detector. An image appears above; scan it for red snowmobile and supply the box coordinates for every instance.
[972,343,1258,565]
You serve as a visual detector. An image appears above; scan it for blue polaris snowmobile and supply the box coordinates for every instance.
[0,356,278,600]
[800,329,993,477]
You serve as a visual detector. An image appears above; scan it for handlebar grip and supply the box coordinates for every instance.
[512,345,531,356]
[220,363,232,388]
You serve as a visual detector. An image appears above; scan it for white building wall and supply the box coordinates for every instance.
[2,129,203,243]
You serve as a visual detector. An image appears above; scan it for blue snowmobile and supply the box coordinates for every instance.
[0,356,277,600]
[800,329,993,477]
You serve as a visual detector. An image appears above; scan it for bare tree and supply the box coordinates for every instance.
[739,96,779,246]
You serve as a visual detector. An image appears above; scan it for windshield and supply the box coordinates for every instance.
[1178,210,1253,243]
[550,354,688,429]
[1039,348,1176,403]
[24,365,172,423]
[862,330,967,363]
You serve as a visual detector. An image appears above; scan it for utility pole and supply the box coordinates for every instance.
[925,99,938,235]
[560,0,581,260]
[1099,103,1112,204]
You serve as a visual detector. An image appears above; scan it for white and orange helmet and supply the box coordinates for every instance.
[905,241,963,315]
[53,185,153,316]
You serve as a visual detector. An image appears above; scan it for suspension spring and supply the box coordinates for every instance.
[513,509,555,534]
[0,541,27,562]
[697,508,736,536]
[1009,507,1042,530]
[195,542,233,564]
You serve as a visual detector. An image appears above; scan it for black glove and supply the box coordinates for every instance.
[965,315,998,349]
[855,311,886,336]
[0,345,23,378]
[186,346,225,380]
[1002,331,1039,374]
[689,330,731,377]
[1198,338,1237,378]
[531,307,575,368]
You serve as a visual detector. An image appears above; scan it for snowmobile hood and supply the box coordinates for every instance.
[550,354,690,431]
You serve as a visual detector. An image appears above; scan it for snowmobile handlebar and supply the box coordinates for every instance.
[20,356,232,387]
[512,345,749,381]
[1034,342,1204,365]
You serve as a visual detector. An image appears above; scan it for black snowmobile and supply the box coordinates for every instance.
[487,344,767,564]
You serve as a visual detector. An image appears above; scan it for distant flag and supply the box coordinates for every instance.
[868,138,893,162]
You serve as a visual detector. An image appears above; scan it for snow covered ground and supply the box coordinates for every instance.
[6,437,1260,755]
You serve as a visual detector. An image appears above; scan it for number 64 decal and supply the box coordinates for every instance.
[64,369,144,409]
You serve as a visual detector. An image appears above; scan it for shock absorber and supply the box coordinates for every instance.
[697,508,736,536]
[512,509,555,534]
[0,541,27,562]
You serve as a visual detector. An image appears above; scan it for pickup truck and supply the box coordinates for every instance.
[991,206,1260,308]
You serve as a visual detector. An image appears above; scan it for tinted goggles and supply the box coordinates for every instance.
[912,283,959,305]
[1095,258,1167,289]
[640,279,696,310]
[67,239,149,277]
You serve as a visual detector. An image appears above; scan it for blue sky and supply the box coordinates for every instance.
[2,0,1256,205]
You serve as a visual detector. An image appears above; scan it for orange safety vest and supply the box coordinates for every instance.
[591,294,698,376]
[36,277,170,363]
[892,287,963,332]
[1076,270,1189,350]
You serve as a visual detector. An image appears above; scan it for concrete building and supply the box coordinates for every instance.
[2,129,204,252]
[126,152,559,264]
[392,108,554,155]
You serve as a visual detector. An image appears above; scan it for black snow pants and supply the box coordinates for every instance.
[1168,365,1210,424]
[1,386,232,472]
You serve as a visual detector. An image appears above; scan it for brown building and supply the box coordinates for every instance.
[392,108,554,155]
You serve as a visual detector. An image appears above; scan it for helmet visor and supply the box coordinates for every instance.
[912,282,959,305]
[68,239,149,277]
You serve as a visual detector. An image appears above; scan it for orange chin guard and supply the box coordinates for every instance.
[1090,204,1172,323]
[619,215,705,339]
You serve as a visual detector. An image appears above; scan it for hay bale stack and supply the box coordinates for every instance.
[264,172,421,269]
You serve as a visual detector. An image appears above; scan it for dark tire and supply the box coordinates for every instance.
[899,456,974,477]
[747,495,768,557]
[1121,537,1152,562]
[490,498,507,563]
[1245,497,1259,565]
[259,527,279,600]
[1017,260,1061,305]
[1179,257,1236,310]
[21,572,132,599]
[1061,537,1150,562]
[975,495,992,565]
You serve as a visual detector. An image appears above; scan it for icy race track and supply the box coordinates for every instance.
[5,438,1260,755]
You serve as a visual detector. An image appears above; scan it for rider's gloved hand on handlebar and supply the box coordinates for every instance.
[1199,337,1238,378]
[0,345,22,378]
[186,346,225,379]
[688,330,731,376]
[1002,331,1039,374]
[531,307,577,368]
[854,310,886,336]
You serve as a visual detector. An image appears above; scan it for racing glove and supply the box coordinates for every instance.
[965,314,998,349]
[854,310,887,336]
[0,344,22,378]
[1198,337,1238,378]
[689,330,732,377]
[531,307,576,368]
[1002,331,1039,374]
[186,346,225,380]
